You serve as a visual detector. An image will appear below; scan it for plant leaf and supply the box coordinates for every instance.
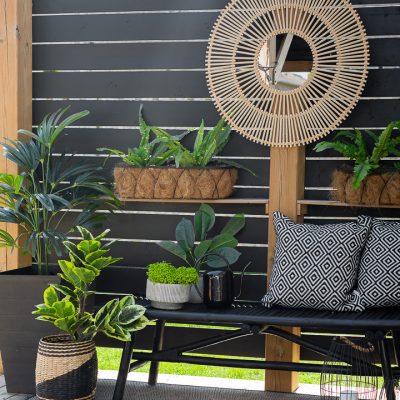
[175,218,195,253]
[158,241,187,261]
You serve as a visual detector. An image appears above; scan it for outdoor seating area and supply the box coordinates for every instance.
[0,1,399,400]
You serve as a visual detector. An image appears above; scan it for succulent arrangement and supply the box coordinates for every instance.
[314,121,400,189]
[0,108,119,275]
[158,203,245,270]
[33,227,148,342]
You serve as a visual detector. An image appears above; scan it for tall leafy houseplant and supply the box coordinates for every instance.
[314,121,400,189]
[33,228,148,400]
[0,108,119,275]
[33,227,148,341]
[158,204,245,269]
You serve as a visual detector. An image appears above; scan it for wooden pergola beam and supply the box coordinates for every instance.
[265,146,305,392]
[0,0,32,272]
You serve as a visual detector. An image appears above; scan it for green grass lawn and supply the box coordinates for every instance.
[97,347,321,384]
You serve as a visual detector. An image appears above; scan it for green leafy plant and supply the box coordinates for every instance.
[33,227,148,342]
[97,105,189,167]
[147,262,198,285]
[151,118,254,174]
[158,204,245,270]
[314,121,400,189]
[0,108,119,275]
[0,227,16,249]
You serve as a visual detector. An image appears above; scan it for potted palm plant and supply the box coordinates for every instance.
[99,107,251,200]
[146,262,198,310]
[158,204,245,303]
[314,120,400,205]
[0,108,119,394]
[33,227,148,400]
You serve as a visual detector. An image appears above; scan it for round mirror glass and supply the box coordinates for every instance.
[258,34,313,91]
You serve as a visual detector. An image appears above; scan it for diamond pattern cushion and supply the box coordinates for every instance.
[357,219,400,308]
[262,212,372,312]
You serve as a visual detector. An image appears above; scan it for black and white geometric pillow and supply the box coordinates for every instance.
[357,219,400,308]
[262,212,372,312]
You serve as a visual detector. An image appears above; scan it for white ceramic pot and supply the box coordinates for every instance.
[189,274,204,304]
[146,280,190,310]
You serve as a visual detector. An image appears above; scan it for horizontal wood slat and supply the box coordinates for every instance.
[33,99,400,130]
[33,69,400,98]
[32,40,400,71]
[32,7,399,42]
[32,0,400,14]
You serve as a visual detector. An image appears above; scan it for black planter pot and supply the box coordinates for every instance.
[0,267,60,394]
[203,270,234,308]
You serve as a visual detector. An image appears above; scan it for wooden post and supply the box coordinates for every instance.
[265,146,305,392]
[0,0,32,272]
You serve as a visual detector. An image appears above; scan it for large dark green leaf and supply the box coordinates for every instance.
[158,240,187,261]
[194,240,212,260]
[206,248,241,268]
[175,218,195,253]
[208,234,238,251]
[194,204,215,240]
[221,213,245,236]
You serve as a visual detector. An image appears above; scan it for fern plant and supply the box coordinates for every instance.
[98,105,189,167]
[151,118,255,173]
[314,120,400,189]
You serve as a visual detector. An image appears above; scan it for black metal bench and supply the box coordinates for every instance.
[112,300,400,400]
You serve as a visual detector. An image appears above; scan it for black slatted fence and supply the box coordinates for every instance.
[32,0,399,362]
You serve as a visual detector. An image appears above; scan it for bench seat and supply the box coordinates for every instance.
[112,300,400,400]
[144,300,400,330]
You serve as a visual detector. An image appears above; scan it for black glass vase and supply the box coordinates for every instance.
[203,269,234,308]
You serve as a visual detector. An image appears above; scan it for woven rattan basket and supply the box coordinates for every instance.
[332,169,400,205]
[114,165,238,200]
[35,335,98,400]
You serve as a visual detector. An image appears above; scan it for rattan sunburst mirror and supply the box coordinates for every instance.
[206,0,369,147]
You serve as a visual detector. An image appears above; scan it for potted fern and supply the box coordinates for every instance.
[33,227,148,400]
[314,120,400,205]
[146,262,198,310]
[0,108,119,394]
[98,107,250,200]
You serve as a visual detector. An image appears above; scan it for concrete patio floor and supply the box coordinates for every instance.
[1,372,320,399]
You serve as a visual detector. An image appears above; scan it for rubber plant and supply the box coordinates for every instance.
[158,203,245,270]
[314,120,400,189]
[33,227,148,341]
[0,108,120,275]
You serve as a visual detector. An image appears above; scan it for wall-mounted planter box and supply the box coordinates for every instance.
[332,169,400,206]
[114,165,238,200]
[0,267,60,394]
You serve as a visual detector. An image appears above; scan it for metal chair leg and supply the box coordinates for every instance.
[112,337,136,400]
[392,330,400,368]
[148,319,166,386]
[377,333,396,400]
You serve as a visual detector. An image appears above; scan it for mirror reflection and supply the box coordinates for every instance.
[258,34,313,91]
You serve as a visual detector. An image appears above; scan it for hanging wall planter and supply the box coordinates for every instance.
[332,168,400,206]
[114,165,238,200]
[98,106,253,200]
[314,120,400,206]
